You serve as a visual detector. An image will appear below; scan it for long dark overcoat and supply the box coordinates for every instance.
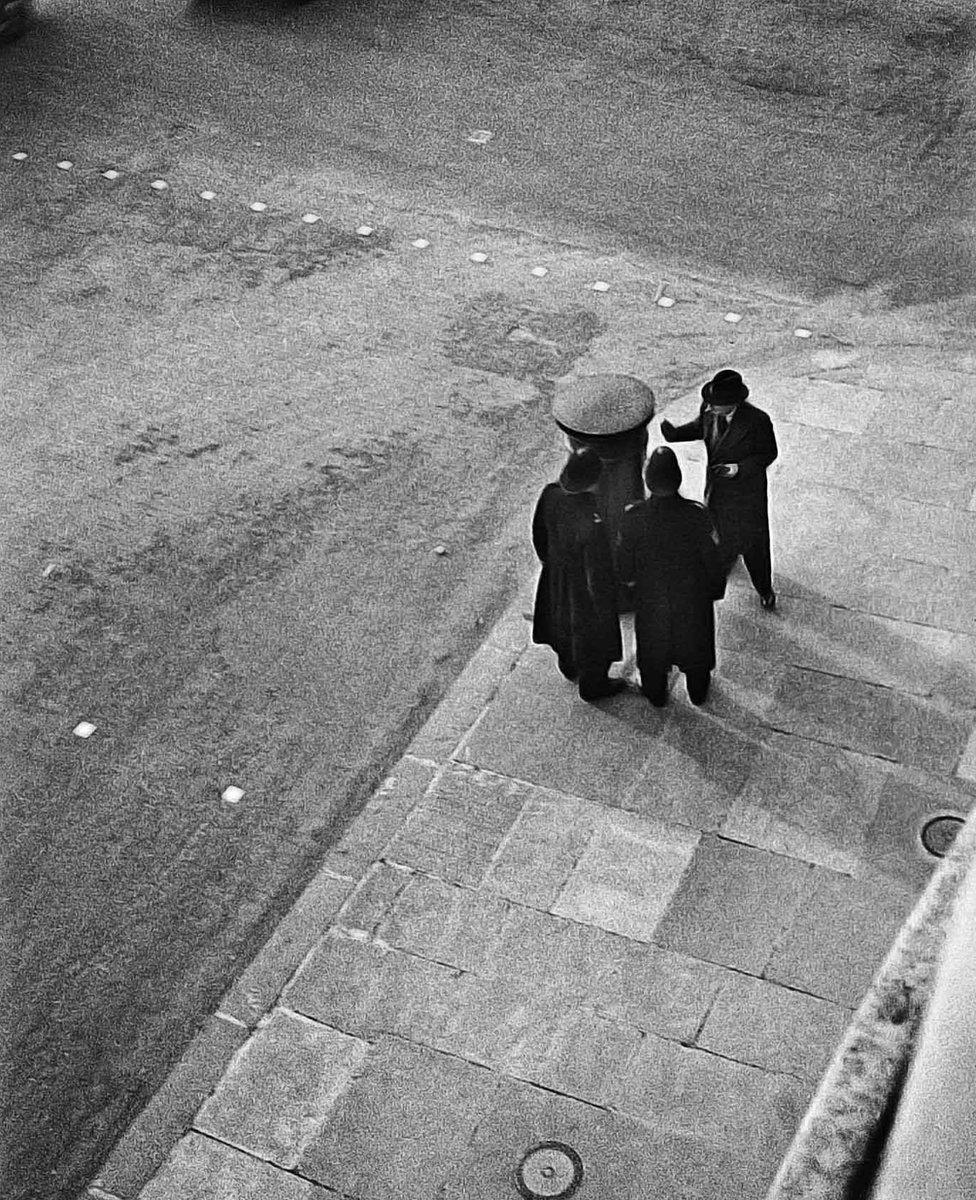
[619,495,726,674]
[664,400,777,552]
[532,484,622,673]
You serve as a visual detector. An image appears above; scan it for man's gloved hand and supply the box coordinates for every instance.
[709,463,739,478]
[660,418,676,441]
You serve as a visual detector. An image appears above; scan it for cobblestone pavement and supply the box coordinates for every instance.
[86,335,976,1200]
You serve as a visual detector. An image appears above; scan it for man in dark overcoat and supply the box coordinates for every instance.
[532,449,625,703]
[661,368,779,609]
[619,447,726,707]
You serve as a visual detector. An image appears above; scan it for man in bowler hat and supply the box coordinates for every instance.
[620,447,726,707]
[661,368,779,609]
[532,449,626,703]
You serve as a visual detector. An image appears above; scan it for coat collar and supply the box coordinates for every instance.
[705,401,751,453]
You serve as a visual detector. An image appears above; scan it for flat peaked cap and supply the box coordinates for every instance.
[552,373,656,436]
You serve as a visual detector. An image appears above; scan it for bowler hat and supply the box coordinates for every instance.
[644,446,682,495]
[702,369,749,406]
[559,449,603,493]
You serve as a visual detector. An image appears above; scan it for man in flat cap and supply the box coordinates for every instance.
[532,449,626,702]
[661,368,779,610]
[619,447,726,707]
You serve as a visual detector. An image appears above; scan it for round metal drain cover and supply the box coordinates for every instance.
[920,814,964,858]
[516,1142,584,1199]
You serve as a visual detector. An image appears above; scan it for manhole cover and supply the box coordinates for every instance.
[516,1142,584,1199]
[920,815,964,858]
[513,1142,583,1200]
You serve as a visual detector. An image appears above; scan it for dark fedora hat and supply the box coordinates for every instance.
[701,369,749,406]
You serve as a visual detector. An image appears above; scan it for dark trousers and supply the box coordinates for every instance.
[641,665,711,707]
[720,530,772,597]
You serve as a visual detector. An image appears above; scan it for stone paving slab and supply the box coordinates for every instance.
[719,733,887,874]
[696,974,852,1080]
[140,1133,321,1200]
[765,868,916,1007]
[195,1008,370,1168]
[652,836,812,974]
[609,1034,810,1161]
[548,810,699,941]
[384,764,529,886]
[298,1036,495,1199]
[625,702,762,830]
[458,644,661,802]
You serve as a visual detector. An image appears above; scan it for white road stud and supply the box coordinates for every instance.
[724,312,743,323]
[466,129,494,144]
[531,266,548,277]
[199,190,217,201]
[591,280,610,292]
[469,252,488,263]
[73,721,96,739]
[56,161,73,171]
[221,785,244,804]
[150,179,169,191]
[101,170,120,180]
[794,327,813,338]
[433,545,448,556]
[411,238,430,249]
[12,152,27,161]
[656,295,675,308]
[249,201,267,212]
[301,213,321,224]
[356,225,374,236]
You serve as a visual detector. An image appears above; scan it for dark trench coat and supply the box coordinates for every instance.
[531,484,622,674]
[619,495,726,674]
[663,399,777,553]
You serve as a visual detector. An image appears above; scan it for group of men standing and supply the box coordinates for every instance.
[532,369,779,708]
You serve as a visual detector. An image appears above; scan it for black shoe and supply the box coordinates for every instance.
[579,678,627,702]
[760,590,777,611]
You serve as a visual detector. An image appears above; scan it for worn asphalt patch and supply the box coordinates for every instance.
[444,290,606,382]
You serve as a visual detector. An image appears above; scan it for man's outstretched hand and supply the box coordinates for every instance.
[709,463,739,478]
[660,418,676,441]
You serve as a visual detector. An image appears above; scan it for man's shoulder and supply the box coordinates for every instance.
[676,497,711,523]
[740,399,772,424]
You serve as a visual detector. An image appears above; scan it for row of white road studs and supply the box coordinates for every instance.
[10,149,816,336]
